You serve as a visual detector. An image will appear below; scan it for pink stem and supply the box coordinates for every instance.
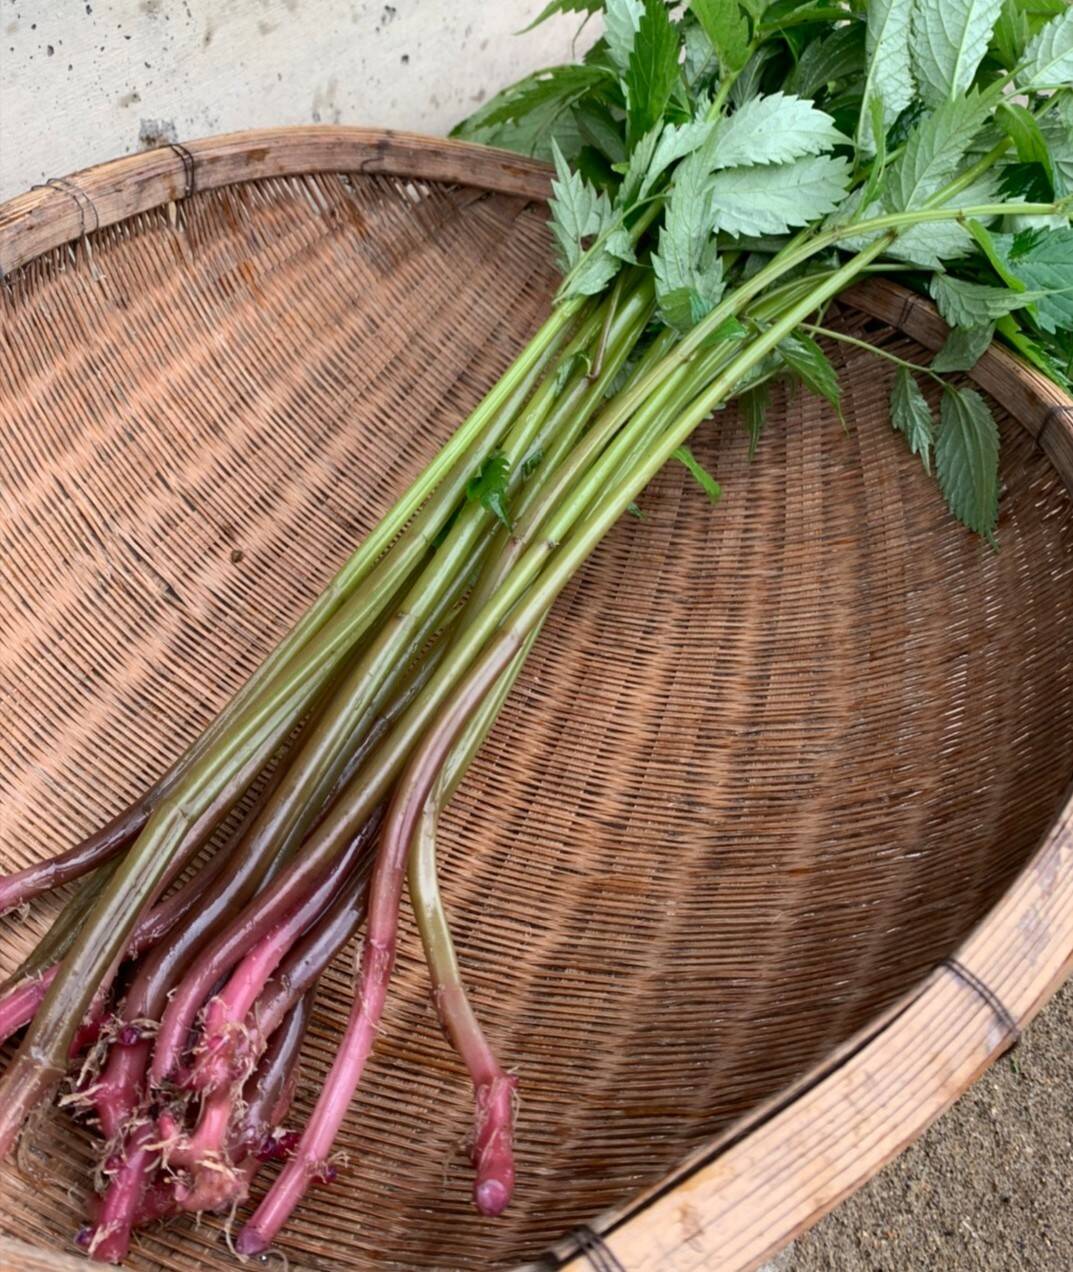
[88,783,362,1238]
[0,968,108,1060]
[169,1091,250,1213]
[69,986,111,1057]
[130,1171,179,1228]
[172,997,312,1215]
[0,975,51,1047]
[250,863,369,1046]
[93,790,325,1138]
[94,1034,152,1144]
[151,815,378,1087]
[237,640,518,1255]
[0,849,230,1058]
[0,847,230,1052]
[0,796,151,917]
[235,997,311,1160]
[184,837,367,1095]
[436,983,516,1216]
[85,1121,157,1265]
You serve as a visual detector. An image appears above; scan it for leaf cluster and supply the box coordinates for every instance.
[455,0,1073,536]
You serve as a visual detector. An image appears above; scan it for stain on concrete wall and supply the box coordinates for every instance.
[0,0,594,201]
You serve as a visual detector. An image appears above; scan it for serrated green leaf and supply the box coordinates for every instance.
[891,367,936,473]
[549,141,615,269]
[936,385,1000,539]
[741,381,771,458]
[930,273,1047,327]
[965,218,1026,290]
[625,0,681,143]
[990,228,1073,333]
[888,170,1001,266]
[707,92,847,170]
[911,0,1004,106]
[574,99,628,165]
[857,0,914,155]
[652,227,725,331]
[605,0,645,73]
[655,286,710,331]
[932,323,995,372]
[653,144,717,302]
[617,124,662,207]
[995,313,1072,391]
[605,225,638,263]
[779,331,844,421]
[682,16,721,88]
[858,96,889,210]
[885,89,996,211]
[620,117,716,211]
[1017,4,1073,89]
[453,77,586,161]
[466,452,512,530]
[474,64,612,130]
[996,102,1052,169]
[523,0,602,30]
[787,22,866,98]
[699,315,749,348]
[993,0,1031,67]
[1041,116,1073,198]
[564,247,624,297]
[690,0,751,75]
[730,44,780,106]
[995,101,1054,189]
[837,168,1000,267]
[674,445,724,504]
[643,118,717,195]
[709,155,852,236]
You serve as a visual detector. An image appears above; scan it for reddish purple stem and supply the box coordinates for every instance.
[86,1121,157,1264]
[168,998,312,1215]
[0,969,107,1059]
[247,859,369,1046]
[235,997,311,1159]
[0,976,50,1048]
[151,815,379,1088]
[238,634,520,1254]
[185,837,366,1094]
[0,842,237,1051]
[0,795,152,917]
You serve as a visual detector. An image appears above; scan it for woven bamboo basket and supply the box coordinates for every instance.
[0,129,1071,1272]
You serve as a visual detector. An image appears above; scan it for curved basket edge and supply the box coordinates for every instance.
[0,124,1070,1272]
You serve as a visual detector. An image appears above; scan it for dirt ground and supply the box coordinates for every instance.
[768,978,1072,1271]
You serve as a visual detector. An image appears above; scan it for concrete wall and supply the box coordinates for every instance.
[0,0,589,202]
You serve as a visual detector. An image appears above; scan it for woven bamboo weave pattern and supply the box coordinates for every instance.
[0,150,1071,1270]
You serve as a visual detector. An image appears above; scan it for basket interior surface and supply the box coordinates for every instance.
[1,170,1072,1270]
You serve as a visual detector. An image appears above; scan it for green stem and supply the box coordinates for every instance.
[799,321,946,383]
[588,270,625,381]
[928,138,1010,207]
[0,299,591,1148]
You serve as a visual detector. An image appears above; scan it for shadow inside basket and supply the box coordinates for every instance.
[0,169,1071,1270]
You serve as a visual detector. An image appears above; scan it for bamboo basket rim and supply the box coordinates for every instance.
[0,125,1070,1272]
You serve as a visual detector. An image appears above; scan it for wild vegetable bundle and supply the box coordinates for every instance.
[1,0,1071,1262]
